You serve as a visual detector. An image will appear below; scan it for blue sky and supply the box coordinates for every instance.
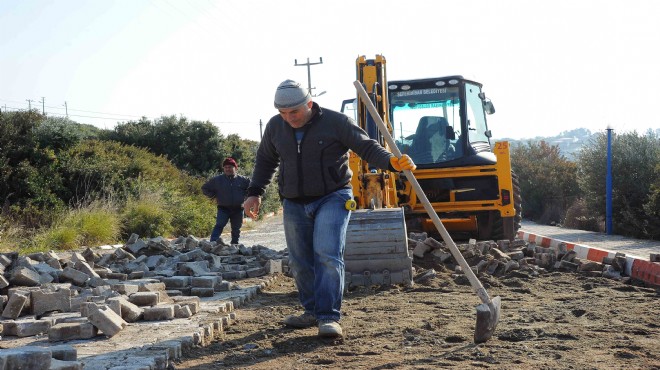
[1,0,658,142]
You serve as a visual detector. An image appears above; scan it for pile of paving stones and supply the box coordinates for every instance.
[0,234,288,369]
[408,233,632,283]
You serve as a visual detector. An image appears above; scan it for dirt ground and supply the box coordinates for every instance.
[177,218,659,370]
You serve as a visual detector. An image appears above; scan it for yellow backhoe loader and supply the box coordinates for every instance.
[343,55,522,288]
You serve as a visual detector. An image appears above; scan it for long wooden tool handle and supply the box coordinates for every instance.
[353,81,492,305]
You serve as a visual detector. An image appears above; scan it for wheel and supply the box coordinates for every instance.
[477,171,523,241]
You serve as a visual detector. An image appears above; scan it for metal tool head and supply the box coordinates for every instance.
[474,295,501,343]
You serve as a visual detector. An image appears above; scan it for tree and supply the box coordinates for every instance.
[577,130,660,238]
[0,111,65,226]
[103,116,227,176]
[510,140,580,224]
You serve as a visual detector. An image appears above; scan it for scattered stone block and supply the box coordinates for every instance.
[171,296,200,314]
[128,292,159,306]
[504,260,520,273]
[31,288,72,316]
[49,322,98,341]
[408,232,427,241]
[413,242,431,258]
[163,276,191,289]
[602,265,622,279]
[50,344,78,361]
[5,317,53,337]
[10,267,42,287]
[49,358,83,370]
[2,291,29,319]
[0,346,52,370]
[60,267,90,286]
[143,305,175,321]
[0,274,9,289]
[87,304,127,337]
[192,276,216,288]
[107,296,144,322]
[215,280,232,292]
[111,283,140,295]
[174,304,193,318]
[246,267,265,278]
[191,287,215,297]
[264,259,283,274]
[579,260,604,272]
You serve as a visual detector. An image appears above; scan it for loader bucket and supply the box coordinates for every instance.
[474,295,501,343]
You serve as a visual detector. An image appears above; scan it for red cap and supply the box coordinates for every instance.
[223,157,237,168]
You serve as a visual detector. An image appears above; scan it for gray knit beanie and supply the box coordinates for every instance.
[274,79,311,109]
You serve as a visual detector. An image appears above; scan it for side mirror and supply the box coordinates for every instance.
[478,92,496,115]
[483,100,495,115]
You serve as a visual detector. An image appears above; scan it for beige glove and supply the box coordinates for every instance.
[390,154,417,171]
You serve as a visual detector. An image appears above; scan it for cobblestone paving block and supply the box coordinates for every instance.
[87,304,127,337]
[191,276,216,288]
[50,344,78,361]
[49,322,98,341]
[111,283,140,295]
[60,267,90,286]
[143,304,175,321]
[10,267,42,287]
[190,287,215,297]
[162,276,191,289]
[0,346,52,370]
[2,291,29,319]
[173,304,192,318]
[32,288,72,316]
[128,292,159,307]
[107,296,144,322]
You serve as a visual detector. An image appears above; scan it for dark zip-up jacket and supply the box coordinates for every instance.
[247,103,393,200]
[202,174,250,208]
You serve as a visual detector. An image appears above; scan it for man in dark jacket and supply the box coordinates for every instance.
[202,157,250,245]
[243,79,415,338]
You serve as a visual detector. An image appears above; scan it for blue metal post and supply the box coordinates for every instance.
[606,128,613,234]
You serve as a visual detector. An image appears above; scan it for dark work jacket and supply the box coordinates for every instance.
[202,174,250,208]
[247,103,393,200]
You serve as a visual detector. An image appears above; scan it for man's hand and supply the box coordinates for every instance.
[244,196,261,220]
[390,154,417,171]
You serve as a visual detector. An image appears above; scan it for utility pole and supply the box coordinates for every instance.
[606,126,614,235]
[64,101,68,118]
[294,57,325,97]
[259,119,263,140]
[26,99,33,110]
[40,97,45,115]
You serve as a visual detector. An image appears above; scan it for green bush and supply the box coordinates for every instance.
[167,190,216,238]
[32,225,80,252]
[71,207,122,246]
[122,193,173,239]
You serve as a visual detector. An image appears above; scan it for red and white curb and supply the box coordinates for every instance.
[517,230,660,287]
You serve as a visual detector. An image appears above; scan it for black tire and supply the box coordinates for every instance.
[478,171,523,241]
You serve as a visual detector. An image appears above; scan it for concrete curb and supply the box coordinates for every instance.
[517,230,660,287]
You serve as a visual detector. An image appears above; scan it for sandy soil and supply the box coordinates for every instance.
[177,217,660,370]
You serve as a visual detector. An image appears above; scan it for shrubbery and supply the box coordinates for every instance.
[0,110,277,254]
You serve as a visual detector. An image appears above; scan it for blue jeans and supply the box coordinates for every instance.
[210,206,244,244]
[283,188,352,322]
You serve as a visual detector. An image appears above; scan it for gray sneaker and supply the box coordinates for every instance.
[318,320,343,338]
[283,312,317,328]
